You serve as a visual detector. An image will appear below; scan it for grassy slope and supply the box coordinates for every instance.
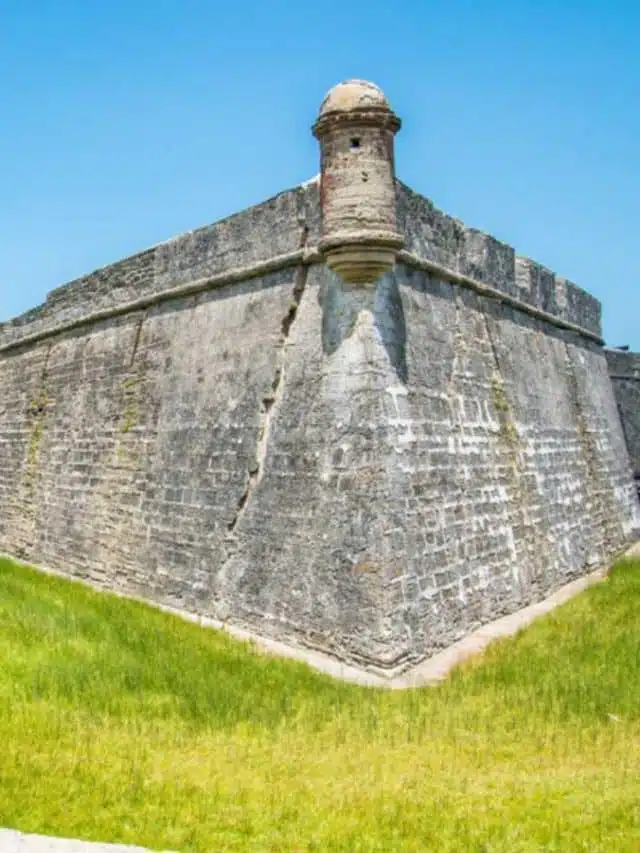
[0,556,638,853]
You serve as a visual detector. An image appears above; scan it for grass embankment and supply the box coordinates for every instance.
[0,556,639,852]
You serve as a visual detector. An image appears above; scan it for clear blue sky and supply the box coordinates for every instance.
[1,0,638,347]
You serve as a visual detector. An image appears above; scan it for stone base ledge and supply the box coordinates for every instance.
[2,543,639,690]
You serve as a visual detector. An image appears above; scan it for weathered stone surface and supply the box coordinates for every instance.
[606,348,640,491]
[0,182,321,350]
[396,181,602,336]
[0,153,638,676]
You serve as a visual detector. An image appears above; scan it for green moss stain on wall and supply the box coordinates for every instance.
[23,379,53,498]
[490,374,520,451]
[113,316,148,466]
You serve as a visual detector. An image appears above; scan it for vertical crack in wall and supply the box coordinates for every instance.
[113,311,148,469]
[129,312,145,367]
[615,396,632,464]
[564,343,622,557]
[227,224,310,533]
[24,342,53,498]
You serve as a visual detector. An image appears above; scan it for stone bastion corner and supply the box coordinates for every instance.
[0,78,638,683]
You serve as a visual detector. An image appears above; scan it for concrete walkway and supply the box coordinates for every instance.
[0,830,173,853]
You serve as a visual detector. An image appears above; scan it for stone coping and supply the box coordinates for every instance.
[1,180,602,350]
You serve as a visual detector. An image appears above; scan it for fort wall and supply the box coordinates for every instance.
[606,348,640,492]
[0,81,637,678]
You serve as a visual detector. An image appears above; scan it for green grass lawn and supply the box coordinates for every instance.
[0,555,639,852]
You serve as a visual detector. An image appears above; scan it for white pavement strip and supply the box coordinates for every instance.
[0,830,174,853]
[628,540,640,558]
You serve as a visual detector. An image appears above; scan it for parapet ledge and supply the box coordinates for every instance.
[395,180,602,339]
[0,180,321,351]
[1,174,604,350]
[605,347,640,378]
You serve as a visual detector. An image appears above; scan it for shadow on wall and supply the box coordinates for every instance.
[319,271,408,383]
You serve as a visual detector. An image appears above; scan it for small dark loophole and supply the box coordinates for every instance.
[362,171,369,182]
[350,137,361,149]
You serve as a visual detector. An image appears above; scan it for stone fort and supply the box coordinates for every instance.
[1,80,639,682]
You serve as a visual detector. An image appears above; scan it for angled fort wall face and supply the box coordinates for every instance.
[606,349,640,496]
[0,81,638,677]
